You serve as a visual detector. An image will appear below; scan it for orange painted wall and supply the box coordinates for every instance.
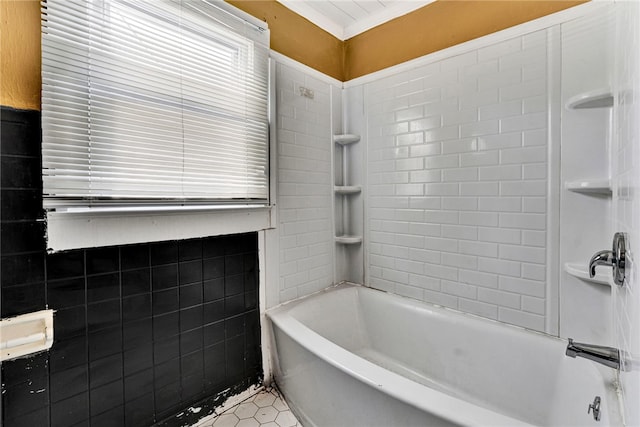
[344,0,588,81]
[0,0,588,112]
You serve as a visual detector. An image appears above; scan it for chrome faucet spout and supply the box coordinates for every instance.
[566,338,621,370]
[589,250,614,278]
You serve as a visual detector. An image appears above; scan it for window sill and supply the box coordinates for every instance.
[46,205,274,252]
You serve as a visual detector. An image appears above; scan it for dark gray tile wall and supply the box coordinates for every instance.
[1,107,262,427]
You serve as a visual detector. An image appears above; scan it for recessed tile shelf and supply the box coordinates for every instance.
[335,235,363,245]
[564,262,611,285]
[564,179,612,195]
[566,88,613,109]
[333,134,361,145]
[334,185,362,195]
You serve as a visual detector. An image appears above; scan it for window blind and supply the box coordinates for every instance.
[41,0,270,209]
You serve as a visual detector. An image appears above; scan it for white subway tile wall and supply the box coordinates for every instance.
[614,2,640,425]
[365,30,549,331]
[276,63,335,303]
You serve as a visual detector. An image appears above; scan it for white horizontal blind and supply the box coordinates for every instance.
[41,0,270,208]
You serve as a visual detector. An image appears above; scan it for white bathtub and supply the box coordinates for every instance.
[268,284,622,427]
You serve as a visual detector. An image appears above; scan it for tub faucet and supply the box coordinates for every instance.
[566,338,621,370]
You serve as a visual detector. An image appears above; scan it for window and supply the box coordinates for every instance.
[41,0,270,210]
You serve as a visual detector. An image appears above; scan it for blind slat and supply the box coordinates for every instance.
[42,0,270,206]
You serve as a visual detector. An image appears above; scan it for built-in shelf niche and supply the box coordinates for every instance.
[565,88,613,109]
[564,262,611,286]
[564,179,612,195]
[334,133,362,245]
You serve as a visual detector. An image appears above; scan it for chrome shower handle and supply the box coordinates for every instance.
[588,232,627,287]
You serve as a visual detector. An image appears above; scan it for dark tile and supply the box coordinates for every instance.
[179,239,202,261]
[121,268,150,297]
[50,335,87,373]
[3,406,49,427]
[2,375,49,419]
[90,379,124,417]
[181,350,204,379]
[180,306,203,332]
[226,335,245,380]
[120,244,149,271]
[124,368,153,402]
[47,277,85,309]
[87,272,120,303]
[243,252,258,272]
[225,316,244,339]
[203,277,224,302]
[225,273,244,297]
[203,321,225,347]
[1,352,48,387]
[1,221,45,255]
[203,257,224,280]
[124,393,154,427]
[152,264,178,290]
[225,294,245,318]
[1,282,46,317]
[88,300,120,332]
[180,327,203,355]
[1,251,45,287]
[123,318,152,351]
[204,342,225,388]
[89,326,122,361]
[90,353,123,389]
[225,254,244,276]
[46,250,84,281]
[1,154,41,189]
[152,288,179,315]
[1,189,43,221]
[150,241,178,265]
[203,236,225,258]
[154,382,181,419]
[153,335,179,365]
[181,373,204,403]
[91,405,124,427]
[54,306,87,340]
[245,291,257,311]
[154,358,180,389]
[180,282,203,308]
[0,109,41,157]
[86,247,119,275]
[123,343,153,377]
[245,311,260,348]
[51,393,89,427]
[203,300,224,324]
[123,293,151,323]
[222,234,248,256]
[244,269,258,292]
[153,312,179,341]
[179,259,202,285]
[50,364,88,403]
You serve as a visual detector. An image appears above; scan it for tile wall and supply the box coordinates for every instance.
[362,30,551,332]
[1,108,262,427]
[613,1,640,424]
[275,62,336,303]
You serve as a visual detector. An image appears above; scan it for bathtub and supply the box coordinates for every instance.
[268,284,621,427]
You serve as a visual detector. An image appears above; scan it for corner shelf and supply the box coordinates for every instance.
[333,134,360,145]
[564,262,610,286]
[566,88,613,110]
[335,235,362,245]
[564,179,611,195]
[334,185,362,195]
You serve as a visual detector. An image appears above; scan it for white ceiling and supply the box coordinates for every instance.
[277,0,436,40]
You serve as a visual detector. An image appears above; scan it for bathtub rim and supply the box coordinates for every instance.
[268,283,539,427]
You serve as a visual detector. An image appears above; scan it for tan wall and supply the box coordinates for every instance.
[0,0,587,111]
[344,0,587,81]
[1,0,41,111]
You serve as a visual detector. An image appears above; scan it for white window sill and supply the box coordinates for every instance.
[46,205,275,252]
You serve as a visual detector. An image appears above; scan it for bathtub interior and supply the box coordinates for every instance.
[280,285,619,426]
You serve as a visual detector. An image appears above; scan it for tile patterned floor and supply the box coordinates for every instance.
[193,387,302,427]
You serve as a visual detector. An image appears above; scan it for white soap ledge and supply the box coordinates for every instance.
[564,262,610,286]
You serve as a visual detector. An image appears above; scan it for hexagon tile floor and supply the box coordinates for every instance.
[192,387,302,427]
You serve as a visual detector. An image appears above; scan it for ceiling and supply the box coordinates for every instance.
[277,0,436,40]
